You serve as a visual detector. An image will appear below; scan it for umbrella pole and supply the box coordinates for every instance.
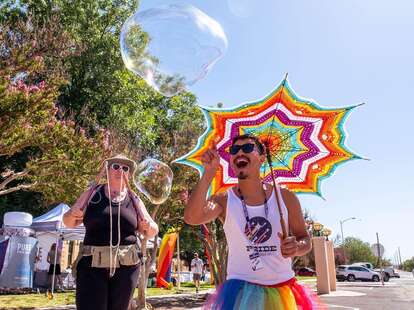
[265,146,288,238]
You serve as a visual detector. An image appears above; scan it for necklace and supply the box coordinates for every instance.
[106,186,127,203]
[237,183,269,236]
[110,189,127,203]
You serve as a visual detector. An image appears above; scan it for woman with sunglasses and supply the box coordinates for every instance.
[63,154,158,310]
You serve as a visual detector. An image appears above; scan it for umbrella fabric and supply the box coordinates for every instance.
[175,77,362,197]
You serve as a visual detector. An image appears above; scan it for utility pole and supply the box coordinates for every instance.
[340,217,356,264]
[376,233,384,286]
[176,232,181,290]
[398,247,402,269]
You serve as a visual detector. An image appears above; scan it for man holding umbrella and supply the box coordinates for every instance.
[185,134,322,309]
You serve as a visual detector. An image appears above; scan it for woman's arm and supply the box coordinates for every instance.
[130,192,159,239]
[63,186,97,228]
[64,165,106,228]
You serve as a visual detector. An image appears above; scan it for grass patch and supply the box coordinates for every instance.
[0,284,216,309]
[0,291,76,309]
[135,283,215,297]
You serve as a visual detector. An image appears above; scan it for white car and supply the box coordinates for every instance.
[373,266,397,280]
[351,262,374,270]
[336,265,381,282]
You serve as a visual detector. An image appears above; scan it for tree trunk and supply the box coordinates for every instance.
[193,222,228,285]
[135,236,149,310]
[133,205,161,310]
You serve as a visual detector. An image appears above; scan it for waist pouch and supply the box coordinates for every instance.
[85,244,141,268]
[73,243,141,277]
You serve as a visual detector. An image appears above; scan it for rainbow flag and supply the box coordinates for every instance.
[156,232,178,288]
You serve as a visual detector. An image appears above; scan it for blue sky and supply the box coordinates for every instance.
[140,0,414,262]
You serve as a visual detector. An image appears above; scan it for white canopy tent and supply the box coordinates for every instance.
[32,203,84,239]
[31,203,78,292]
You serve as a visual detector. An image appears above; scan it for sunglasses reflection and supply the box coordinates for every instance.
[111,163,130,173]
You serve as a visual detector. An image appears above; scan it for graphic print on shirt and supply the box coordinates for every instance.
[244,216,278,256]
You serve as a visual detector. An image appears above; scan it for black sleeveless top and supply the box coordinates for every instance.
[83,185,138,246]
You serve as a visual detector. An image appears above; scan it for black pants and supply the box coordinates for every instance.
[76,256,140,310]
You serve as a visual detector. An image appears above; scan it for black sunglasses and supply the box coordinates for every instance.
[111,163,129,172]
[229,143,255,155]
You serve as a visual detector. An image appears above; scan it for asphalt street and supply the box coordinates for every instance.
[320,271,414,310]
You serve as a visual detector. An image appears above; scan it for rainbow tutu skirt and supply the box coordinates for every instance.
[203,278,325,310]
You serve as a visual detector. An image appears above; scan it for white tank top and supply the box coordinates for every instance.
[223,185,295,285]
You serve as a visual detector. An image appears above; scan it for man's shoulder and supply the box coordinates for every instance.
[279,187,300,210]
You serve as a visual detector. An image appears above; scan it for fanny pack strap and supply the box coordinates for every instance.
[78,244,141,268]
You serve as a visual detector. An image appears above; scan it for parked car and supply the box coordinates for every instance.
[336,265,381,282]
[352,262,391,281]
[351,262,374,270]
[372,267,395,281]
[296,267,316,277]
[382,266,400,278]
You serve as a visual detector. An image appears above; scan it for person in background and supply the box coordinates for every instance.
[47,243,63,291]
[191,252,204,293]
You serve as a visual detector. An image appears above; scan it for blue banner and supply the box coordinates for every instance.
[0,236,37,288]
[0,238,9,274]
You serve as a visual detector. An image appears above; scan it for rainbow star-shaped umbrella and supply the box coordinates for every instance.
[175,76,363,198]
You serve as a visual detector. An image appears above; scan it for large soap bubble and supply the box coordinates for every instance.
[227,0,255,18]
[134,158,173,205]
[120,4,228,97]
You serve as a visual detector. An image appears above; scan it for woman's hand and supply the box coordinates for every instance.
[69,204,84,220]
[139,218,151,231]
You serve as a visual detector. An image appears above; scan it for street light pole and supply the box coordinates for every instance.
[340,217,356,263]
[398,247,402,269]
[340,217,357,245]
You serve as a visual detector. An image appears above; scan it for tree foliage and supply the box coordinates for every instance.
[402,257,414,272]
[0,16,110,204]
[1,2,207,308]
[343,237,376,266]
[0,0,206,209]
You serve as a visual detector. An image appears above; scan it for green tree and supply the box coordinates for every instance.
[2,2,206,308]
[402,257,414,272]
[175,226,205,270]
[0,17,110,205]
[343,237,376,266]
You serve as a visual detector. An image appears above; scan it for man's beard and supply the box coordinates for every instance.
[238,171,248,179]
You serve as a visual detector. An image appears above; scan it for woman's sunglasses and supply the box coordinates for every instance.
[229,143,255,155]
[111,163,130,173]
